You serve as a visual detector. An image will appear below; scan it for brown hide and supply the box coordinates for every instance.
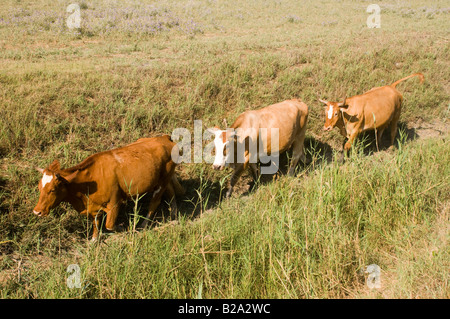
[321,73,424,151]
[33,135,183,240]
[213,99,309,197]
[231,99,309,157]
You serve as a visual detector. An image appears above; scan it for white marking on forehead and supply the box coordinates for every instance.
[327,104,334,119]
[213,130,225,144]
[41,173,53,188]
[212,130,228,167]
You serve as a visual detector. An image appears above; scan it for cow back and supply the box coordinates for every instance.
[232,100,307,154]
[349,86,402,130]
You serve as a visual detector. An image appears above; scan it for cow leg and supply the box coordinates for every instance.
[105,200,121,232]
[376,126,385,150]
[226,164,245,198]
[91,214,101,242]
[249,163,259,181]
[344,119,363,153]
[344,138,354,152]
[140,187,165,229]
[343,133,357,160]
[389,112,401,147]
[165,181,178,220]
[288,140,306,176]
[339,138,348,161]
[227,150,254,197]
[344,126,362,153]
[99,187,122,232]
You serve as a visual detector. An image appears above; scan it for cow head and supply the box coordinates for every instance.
[33,160,77,217]
[207,127,236,170]
[319,97,348,131]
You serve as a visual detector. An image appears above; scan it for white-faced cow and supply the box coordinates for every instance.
[319,73,424,152]
[33,135,185,241]
[208,99,309,197]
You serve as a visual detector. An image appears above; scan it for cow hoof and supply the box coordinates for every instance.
[114,224,125,232]
[139,221,149,230]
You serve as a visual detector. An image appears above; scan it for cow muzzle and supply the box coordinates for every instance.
[33,209,48,217]
[323,126,332,132]
[212,165,224,171]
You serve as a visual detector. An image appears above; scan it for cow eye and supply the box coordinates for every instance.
[334,112,338,116]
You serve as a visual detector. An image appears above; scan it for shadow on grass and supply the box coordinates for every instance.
[94,125,417,238]
[346,122,418,156]
[69,126,418,240]
[113,175,225,233]
[106,135,336,236]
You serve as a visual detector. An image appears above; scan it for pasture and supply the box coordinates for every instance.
[0,0,449,298]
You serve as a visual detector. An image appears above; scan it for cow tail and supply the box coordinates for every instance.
[390,73,424,89]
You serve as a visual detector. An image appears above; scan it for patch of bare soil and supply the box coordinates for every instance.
[408,118,449,140]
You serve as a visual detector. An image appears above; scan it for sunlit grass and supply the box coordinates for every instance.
[0,0,448,298]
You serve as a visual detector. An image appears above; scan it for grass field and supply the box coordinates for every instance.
[0,0,449,298]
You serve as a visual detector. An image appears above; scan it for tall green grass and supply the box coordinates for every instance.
[0,0,449,298]
[2,136,447,298]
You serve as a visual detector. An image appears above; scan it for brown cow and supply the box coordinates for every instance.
[208,99,309,197]
[33,135,184,241]
[319,73,424,152]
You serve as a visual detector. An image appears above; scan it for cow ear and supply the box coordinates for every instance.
[337,97,348,108]
[36,167,45,174]
[318,99,328,105]
[56,170,78,184]
[55,173,65,184]
[49,160,61,171]
[65,170,79,183]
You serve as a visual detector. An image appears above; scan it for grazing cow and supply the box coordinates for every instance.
[33,135,185,241]
[208,99,309,197]
[319,73,424,152]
